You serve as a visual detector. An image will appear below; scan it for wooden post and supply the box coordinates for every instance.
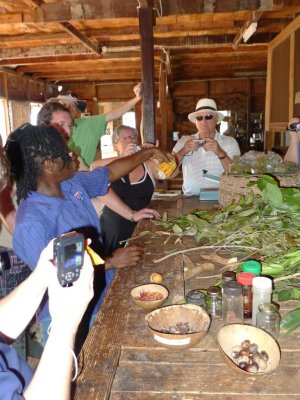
[138,1,156,144]
[159,59,168,150]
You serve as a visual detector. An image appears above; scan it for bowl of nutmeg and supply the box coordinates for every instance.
[217,324,281,375]
[130,283,168,312]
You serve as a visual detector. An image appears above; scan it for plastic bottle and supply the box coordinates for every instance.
[256,303,281,338]
[206,286,222,319]
[237,272,255,319]
[242,260,261,276]
[252,277,272,326]
[222,281,243,325]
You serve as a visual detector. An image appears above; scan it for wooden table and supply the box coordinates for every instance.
[74,197,300,400]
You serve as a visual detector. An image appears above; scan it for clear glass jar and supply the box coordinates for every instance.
[222,281,243,325]
[206,286,222,319]
[221,271,236,294]
[256,303,280,338]
[252,277,272,326]
[186,289,206,309]
[237,272,255,319]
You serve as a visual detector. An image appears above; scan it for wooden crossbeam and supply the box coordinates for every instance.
[60,22,101,56]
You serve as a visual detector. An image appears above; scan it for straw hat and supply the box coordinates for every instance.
[57,94,87,113]
[188,98,224,123]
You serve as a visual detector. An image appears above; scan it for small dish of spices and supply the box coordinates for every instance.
[130,283,168,311]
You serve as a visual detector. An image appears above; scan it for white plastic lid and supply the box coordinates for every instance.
[252,276,272,290]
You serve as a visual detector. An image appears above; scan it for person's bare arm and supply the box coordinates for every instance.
[99,187,160,222]
[0,186,16,233]
[90,156,118,170]
[105,83,142,123]
[284,118,300,165]
[107,147,173,183]
[24,250,94,400]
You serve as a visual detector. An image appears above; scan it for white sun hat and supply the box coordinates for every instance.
[188,98,225,124]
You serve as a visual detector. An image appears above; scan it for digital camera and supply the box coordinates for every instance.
[53,231,85,287]
[288,122,300,132]
[193,139,206,147]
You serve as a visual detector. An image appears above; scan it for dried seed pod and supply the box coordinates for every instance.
[252,353,261,363]
[231,351,239,359]
[241,339,251,349]
[239,361,248,369]
[260,350,269,362]
[249,343,258,354]
[257,358,268,370]
[244,362,259,373]
[239,349,250,357]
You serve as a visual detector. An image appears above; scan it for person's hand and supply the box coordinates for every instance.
[109,245,144,269]
[133,83,142,99]
[180,138,201,156]
[121,143,139,157]
[132,207,160,222]
[146,147,175,164]
[203,137,224,156]
[142,139,159,148]
[48,250,94,334]
[287,117,300,142]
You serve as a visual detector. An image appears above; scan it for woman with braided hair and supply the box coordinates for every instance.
[6,123,172,350]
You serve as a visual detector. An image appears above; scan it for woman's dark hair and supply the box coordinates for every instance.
[37,101,71,126]
[5,124,71,204]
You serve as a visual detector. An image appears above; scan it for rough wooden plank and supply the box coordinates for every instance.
[111,360,300,395]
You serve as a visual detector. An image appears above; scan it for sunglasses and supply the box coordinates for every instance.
[196,114,214,121]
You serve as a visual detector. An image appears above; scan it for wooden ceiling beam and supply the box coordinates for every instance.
[59,21,101,56]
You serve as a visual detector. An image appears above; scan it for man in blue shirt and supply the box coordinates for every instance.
[6,123,172,350]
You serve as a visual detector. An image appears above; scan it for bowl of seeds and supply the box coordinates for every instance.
[145,304,210,350]
[217,324,281,375]
[130,283,168,312]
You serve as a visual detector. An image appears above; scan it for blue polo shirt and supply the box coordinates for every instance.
[0,341,33,399]
[13,167,114,320]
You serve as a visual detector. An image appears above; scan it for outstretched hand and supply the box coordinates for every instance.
[110,244,144,269]
[133,82,142,99]
[48,249,94,334]
[132,207,160,222]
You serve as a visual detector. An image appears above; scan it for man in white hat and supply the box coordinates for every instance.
[172,98,240,196]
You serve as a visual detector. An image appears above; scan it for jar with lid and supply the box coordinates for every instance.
[206,286,222,319]
[186,289,206,309]
[237,272,255,319]
[242,260,261,276]
[256,303,280,338]
[221,271,236,294]
[222,281,243,325]
[252,277,272,326]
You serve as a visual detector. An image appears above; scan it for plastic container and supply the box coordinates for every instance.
[256,303,280,338]
[252,277,272,326]
[206,286,222,319]
[222,281,243,325]
[242,260,261,276]
[237,272,255,319]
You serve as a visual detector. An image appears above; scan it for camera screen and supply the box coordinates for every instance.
[64,241,84,269]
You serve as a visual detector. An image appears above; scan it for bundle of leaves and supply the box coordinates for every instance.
[153,175,300,334]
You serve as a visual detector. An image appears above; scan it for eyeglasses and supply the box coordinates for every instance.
[58,121,75,129]
[118,136,137,142]
[196,114,214,121]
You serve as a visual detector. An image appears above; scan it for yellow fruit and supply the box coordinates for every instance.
[86,245,105,265]
[150,272,164,283]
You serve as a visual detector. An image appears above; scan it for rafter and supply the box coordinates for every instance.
[59,22,101,56]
